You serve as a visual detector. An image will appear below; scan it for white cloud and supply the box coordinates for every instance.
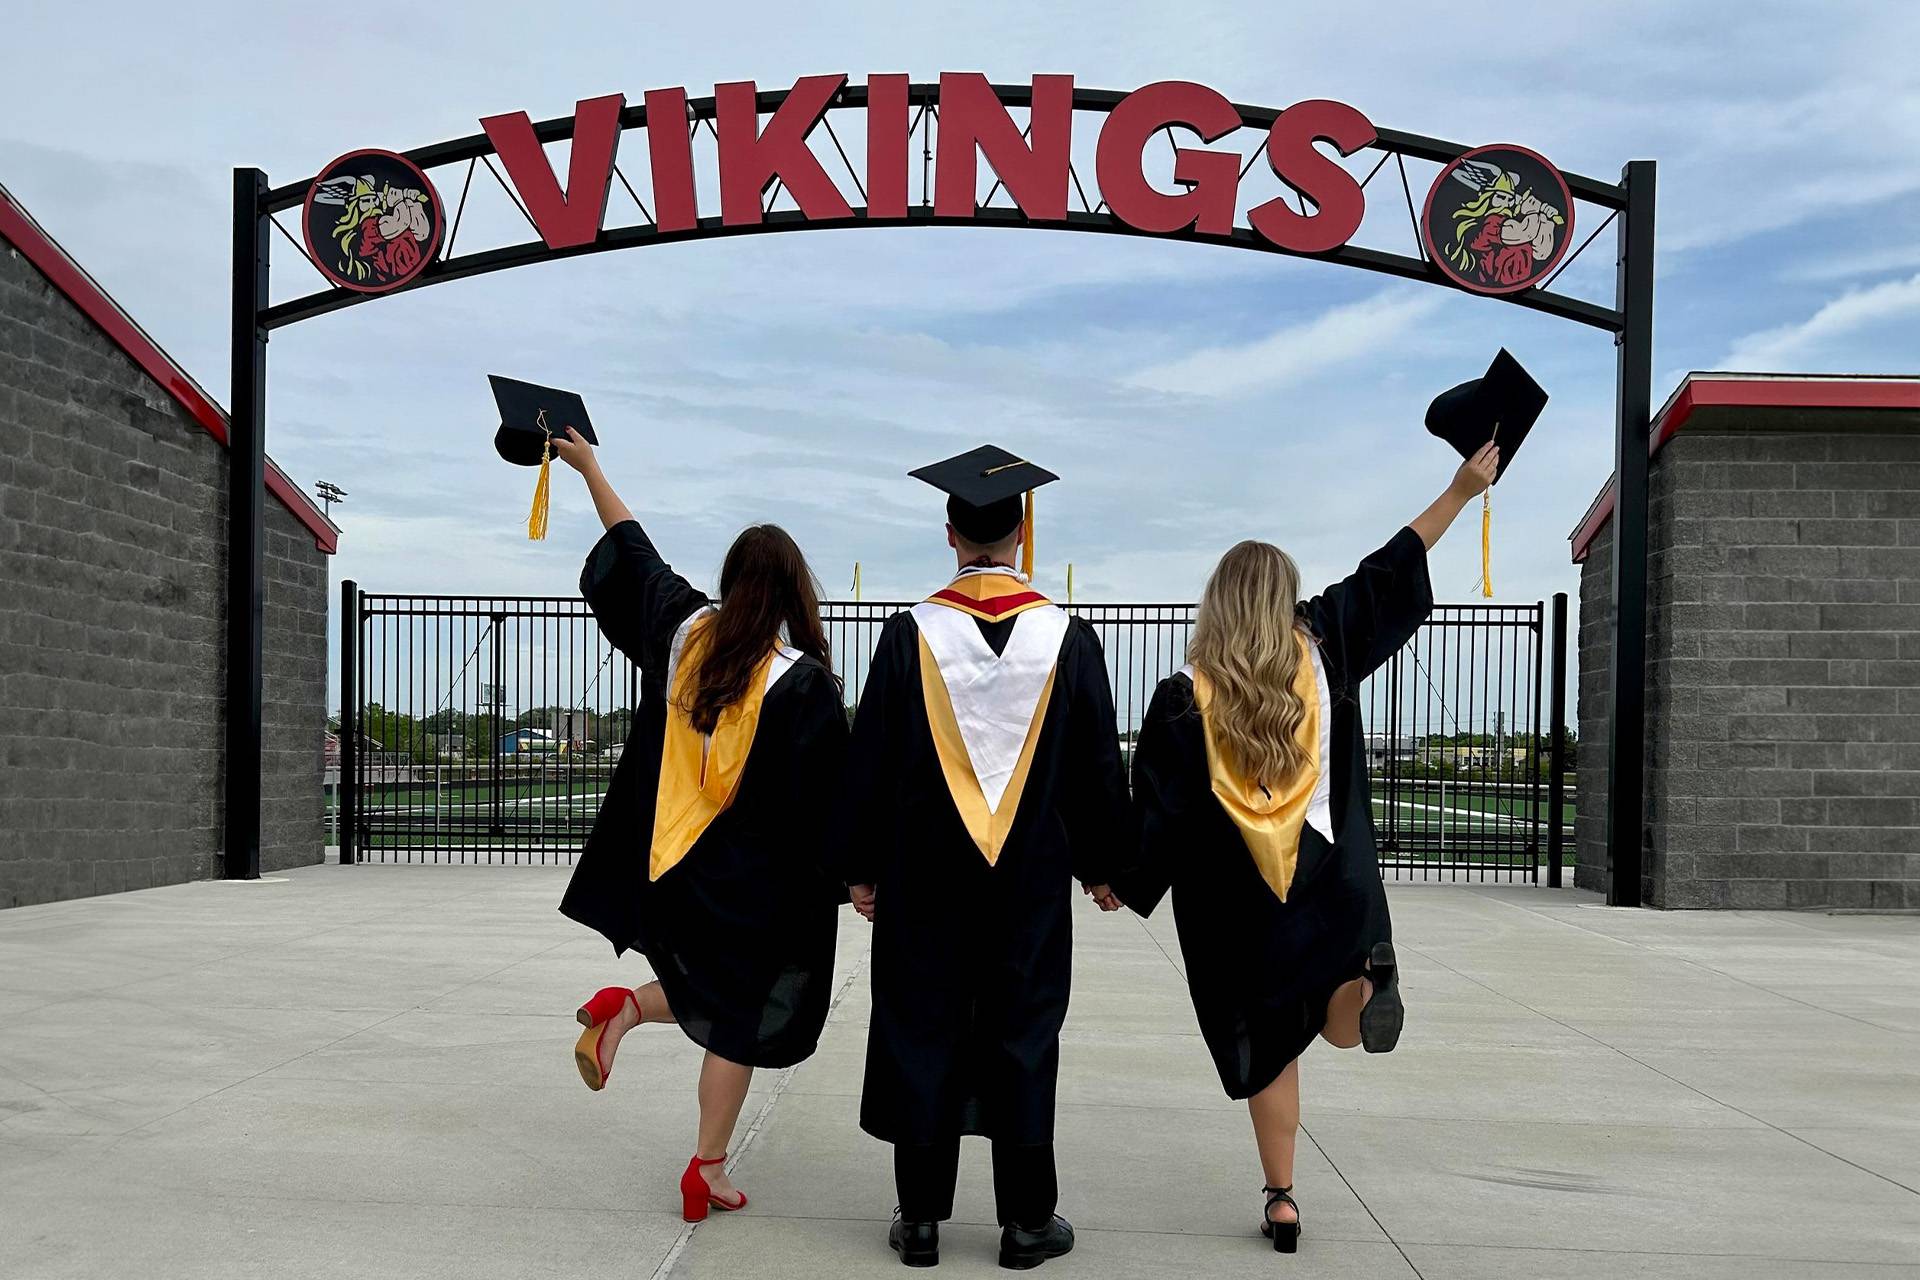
[1720,272,1920,370]
[1124,290,1443,397]
[1781,243,1920,285]
[10,0,1905,639]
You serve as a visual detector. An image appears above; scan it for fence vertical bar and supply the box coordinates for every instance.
[1529,602,1545,883]
[1547,591,1569,888]
[338,579,358,866]
[490,611,505,838]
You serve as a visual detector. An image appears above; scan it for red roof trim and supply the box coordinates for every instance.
[0,184,338,554]
[1568,374,1920,564]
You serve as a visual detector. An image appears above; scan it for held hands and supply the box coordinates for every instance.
[851,882,1121,919]
[549,426,600,477]
[1450,442,1500,500]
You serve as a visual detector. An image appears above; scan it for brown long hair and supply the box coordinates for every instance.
[677,524,832,734]
[1188,540,1313,790]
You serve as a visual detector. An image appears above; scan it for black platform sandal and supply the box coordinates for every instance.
[1359,940,1403,1053]
[1261,1185,1300,1253]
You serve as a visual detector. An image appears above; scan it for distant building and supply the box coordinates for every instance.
[1366,734,1422,766]
[499,728,559,755]
[550,708,599,750]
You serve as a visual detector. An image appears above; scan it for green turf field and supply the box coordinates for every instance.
[331,780,1575,865]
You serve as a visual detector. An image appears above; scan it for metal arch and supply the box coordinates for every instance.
[229,80,1656,907]
[262,206,1623,333]
[259,83,1628,334]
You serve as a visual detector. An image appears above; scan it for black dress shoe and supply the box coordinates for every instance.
[1359,940,1403,1053]
[889,1215,939,1267]
[998,1214,1074,1270]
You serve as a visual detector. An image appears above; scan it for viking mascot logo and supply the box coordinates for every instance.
[1421,144,1573,295]
[302,150,443,293]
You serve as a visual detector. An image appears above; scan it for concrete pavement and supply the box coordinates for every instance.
[1,866,1917,1278]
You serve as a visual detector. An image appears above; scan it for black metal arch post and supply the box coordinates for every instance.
[224,81,1655,902]
[225,168,268,880]
[1607,160,1656,907]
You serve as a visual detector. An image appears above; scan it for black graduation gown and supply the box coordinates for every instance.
[844,607,1131,1146]
[558,520,850,1070]
[1116,527,1433,1099]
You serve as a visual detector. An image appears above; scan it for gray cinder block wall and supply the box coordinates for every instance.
[1576,392,1920,909]
[0,226,332,907]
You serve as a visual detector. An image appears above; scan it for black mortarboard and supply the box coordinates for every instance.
[489,375,597,540]
[490,375,597,466]
[1423,349,1546,484]
[910,445,1059,547]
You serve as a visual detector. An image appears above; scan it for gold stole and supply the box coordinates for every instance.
[649,615,777,882]
[1193,632,1321,903]
[918,572,1058,866]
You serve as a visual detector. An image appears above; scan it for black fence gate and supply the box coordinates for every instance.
[338,584,1569,882]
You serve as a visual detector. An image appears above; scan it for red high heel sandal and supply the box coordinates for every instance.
[572,987,639,1091]
[680,1154,748,1222]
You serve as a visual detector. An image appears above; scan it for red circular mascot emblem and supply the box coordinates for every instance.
[1421,144,1574,296]
[301,149,443,293]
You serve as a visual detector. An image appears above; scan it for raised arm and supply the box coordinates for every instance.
[551,427,634,530]
[1408,441,1499,550]
[553,428,707,670]
[1308,444,1500,682]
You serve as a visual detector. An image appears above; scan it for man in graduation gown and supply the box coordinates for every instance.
[844,446,1130,1270]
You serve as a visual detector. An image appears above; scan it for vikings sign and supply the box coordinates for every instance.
[300,75,1575,299]
[301,149,444,292]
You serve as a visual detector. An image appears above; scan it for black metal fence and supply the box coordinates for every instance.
[339,584,1570,881]
[336,592,634,864]
[1362,601,1569,883]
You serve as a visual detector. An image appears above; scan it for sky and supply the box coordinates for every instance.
[4,0,1918,636]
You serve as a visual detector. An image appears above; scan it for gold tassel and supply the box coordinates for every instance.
[1480,490,1492,598]
[528,437,552,541]
[1020,489,1035,580]
[1067,562,1074,605]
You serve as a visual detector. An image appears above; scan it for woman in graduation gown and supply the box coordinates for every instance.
[1115,443,1498,1252]
[548,428,850,1224]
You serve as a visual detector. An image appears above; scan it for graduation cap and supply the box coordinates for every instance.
[910,445,1058,579]
[1424,348,1546,484]
[489,375,597,540]
[1424,350,1547,597]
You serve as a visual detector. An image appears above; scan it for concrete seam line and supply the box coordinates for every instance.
[651,949,871,1280]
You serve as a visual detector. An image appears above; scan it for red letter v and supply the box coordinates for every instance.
[481,93,626,250]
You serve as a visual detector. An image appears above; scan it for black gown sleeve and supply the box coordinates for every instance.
[841,612,913,888]
[1300,525,1434,684]
[578,519,711,672]
[787,663,853,901]
[1117,678,1194,918]
[1057,619,1132,889]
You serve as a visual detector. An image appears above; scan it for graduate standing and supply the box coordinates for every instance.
[533,402,849,1225]
[1117,355,1535,1252]
[845,447,1129,1271]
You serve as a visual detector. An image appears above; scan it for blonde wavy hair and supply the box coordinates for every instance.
[1189,540,1312,790]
